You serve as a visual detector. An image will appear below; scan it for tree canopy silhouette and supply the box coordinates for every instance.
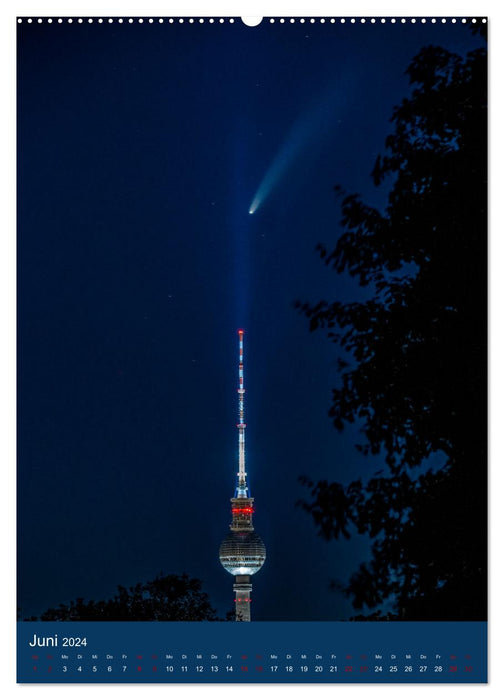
[37,573,219,621]
[296,36,487,620]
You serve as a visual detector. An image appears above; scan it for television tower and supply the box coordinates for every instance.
[219,329,266,621]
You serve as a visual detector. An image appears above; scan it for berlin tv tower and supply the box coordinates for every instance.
[219,329,266,621]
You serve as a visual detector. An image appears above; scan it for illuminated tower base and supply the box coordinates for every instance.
[233,575,252,622]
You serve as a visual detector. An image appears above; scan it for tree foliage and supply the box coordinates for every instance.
[296,39,487,620]
[38,573,219,621]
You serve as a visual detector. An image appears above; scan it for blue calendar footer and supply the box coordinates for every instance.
[17,620,487,683]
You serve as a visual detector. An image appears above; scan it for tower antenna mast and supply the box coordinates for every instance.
[236,328,248,497]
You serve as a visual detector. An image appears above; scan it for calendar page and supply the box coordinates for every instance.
[16,11,488,684]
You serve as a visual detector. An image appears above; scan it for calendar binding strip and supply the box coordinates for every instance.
[16,17,488,25]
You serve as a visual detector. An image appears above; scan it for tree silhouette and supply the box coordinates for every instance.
[37,573,220,621]
[296,35,487,620]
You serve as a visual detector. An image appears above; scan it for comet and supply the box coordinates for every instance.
[248,80,350,215]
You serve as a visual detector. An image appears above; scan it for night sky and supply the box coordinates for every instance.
[17,18,483,621]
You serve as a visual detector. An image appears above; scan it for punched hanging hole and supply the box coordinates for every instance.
[241,17,263,27]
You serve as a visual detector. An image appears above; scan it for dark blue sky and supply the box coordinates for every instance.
[17,18,482,620]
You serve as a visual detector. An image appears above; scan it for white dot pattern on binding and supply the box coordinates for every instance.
[15,16,488,26]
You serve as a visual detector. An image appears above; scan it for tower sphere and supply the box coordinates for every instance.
[219,531,266,576]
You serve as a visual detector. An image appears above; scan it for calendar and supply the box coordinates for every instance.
[17,12,488,685]
[17,622,486,683]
